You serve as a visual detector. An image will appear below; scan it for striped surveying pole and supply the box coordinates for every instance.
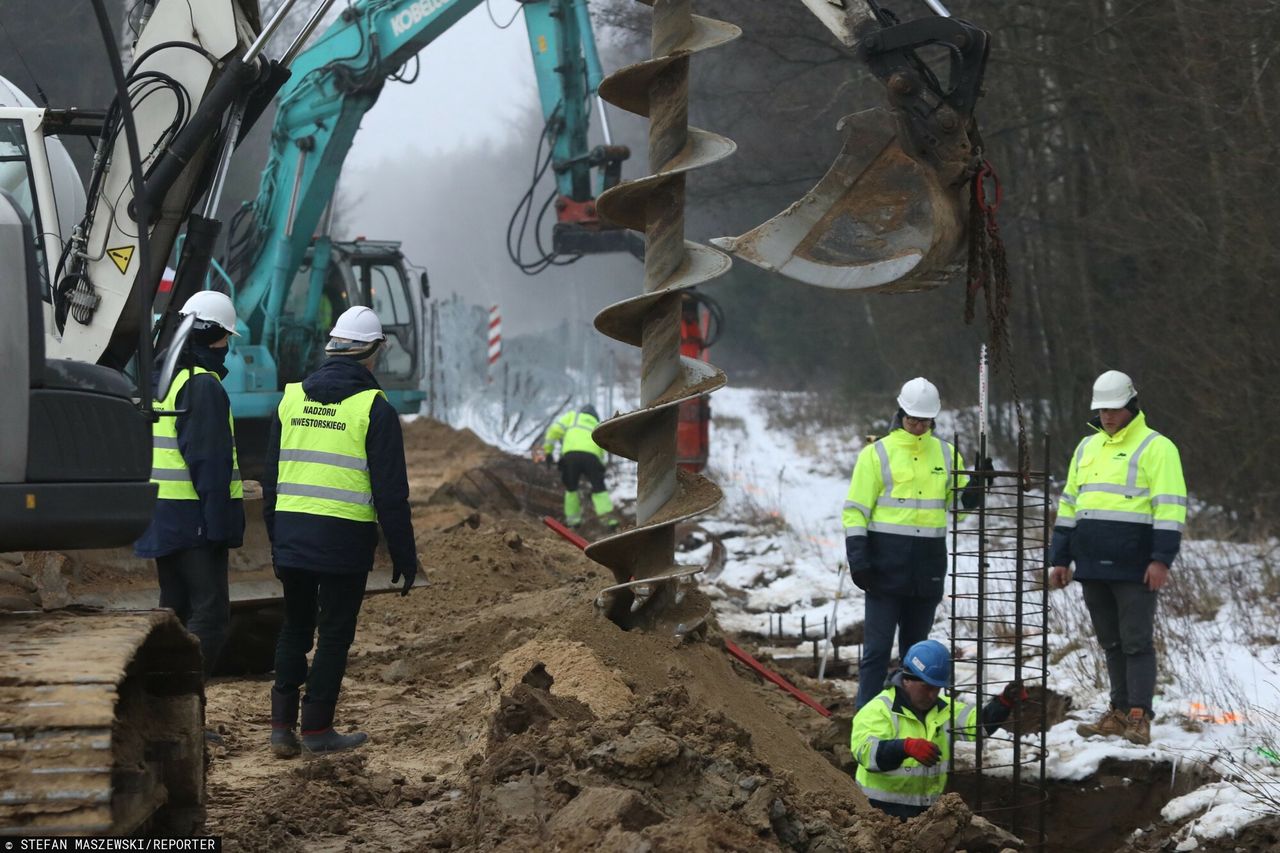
[487,304,502,382]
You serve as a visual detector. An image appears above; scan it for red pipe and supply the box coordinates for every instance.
[543,515,590,551]
[723,639,832,718]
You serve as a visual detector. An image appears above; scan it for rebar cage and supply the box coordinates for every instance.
[947,432,1052,849]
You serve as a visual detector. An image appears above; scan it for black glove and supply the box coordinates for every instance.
[978,456,995,472]
[544,454,556,467]
[392,559,419,597]
[850,567,871,591]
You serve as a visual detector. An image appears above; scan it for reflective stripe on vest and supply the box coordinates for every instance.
[275,383,384,522]
[151,366,243,500]
[1060,412,1186,532]
[867,435,963,536]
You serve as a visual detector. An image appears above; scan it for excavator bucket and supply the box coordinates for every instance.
[715,1,990,293]
[712,108,965,293]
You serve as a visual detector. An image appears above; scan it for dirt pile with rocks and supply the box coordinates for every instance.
[3,415,1024,851]
[198,420,1025,852]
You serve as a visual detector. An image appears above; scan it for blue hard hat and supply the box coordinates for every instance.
[902,640,950,687]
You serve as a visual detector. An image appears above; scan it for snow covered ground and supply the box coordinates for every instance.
[606,385,1280,844]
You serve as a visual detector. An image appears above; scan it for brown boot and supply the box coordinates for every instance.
[1123,708,1152,745]
[1076,707,1128,738]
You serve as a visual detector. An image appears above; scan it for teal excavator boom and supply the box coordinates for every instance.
[214,0,633,434]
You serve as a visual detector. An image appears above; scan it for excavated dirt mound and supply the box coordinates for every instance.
[6,416,1025,850]
[196,421,1024,852]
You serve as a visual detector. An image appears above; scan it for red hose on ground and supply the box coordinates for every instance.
[543,514,832,719]
[722,638,832,718]
[542,515,590,550]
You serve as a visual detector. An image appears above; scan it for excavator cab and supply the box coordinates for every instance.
[714,0,990,292]
[0,88,196,552]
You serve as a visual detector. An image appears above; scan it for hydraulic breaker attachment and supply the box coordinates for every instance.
[713,0,989,293]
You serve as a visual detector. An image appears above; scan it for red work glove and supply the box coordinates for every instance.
[902,738,941,766]
[999,680,1030,708]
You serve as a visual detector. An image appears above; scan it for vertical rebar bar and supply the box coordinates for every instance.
[1039,433,1051,845]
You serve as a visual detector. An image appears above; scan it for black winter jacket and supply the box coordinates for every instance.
[134,344,245,557]
[262,357,417,574]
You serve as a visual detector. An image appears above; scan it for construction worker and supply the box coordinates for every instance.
[842,377,985,711]
[135,290,244,685]
[851,639,1024,819]
[1049,370,1186,746]
[542,404,618,529]
[262,306,419,757]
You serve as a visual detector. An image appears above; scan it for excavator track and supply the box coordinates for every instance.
[587,0,738,629]
[0,610,205,836]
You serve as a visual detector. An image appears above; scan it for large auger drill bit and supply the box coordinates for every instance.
[713,0,990,293]
[586,0,739,631]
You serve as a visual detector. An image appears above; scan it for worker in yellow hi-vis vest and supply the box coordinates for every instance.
[135,291,244,698]
[542,405,618,529]
[1050,370,1186,747]
[263,306,419,757]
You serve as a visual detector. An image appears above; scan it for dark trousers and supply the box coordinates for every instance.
[856,592,941,710]
[559,451,607,492]
[156,545,230,678]
[1081,580,1159,715]
[273,568,368,707]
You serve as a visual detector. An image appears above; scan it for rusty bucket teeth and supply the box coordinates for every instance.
[587,0,738,630]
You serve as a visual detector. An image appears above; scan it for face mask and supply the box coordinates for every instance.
[193,343,228,375]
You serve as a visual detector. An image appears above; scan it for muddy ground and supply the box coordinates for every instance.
[6,418,1278,850]
[194,420,1015,852]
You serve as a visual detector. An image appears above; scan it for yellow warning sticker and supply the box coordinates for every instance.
[107,245,134,274]
[537,35,548,53]
[25,493,36,509]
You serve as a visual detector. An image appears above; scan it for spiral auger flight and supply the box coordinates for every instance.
[586,0,739,629]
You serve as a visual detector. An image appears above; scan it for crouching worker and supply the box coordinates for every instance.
[850,639,1026,819]
[542,405,618,529]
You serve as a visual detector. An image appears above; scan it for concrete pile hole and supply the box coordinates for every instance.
[5,417,1278,849]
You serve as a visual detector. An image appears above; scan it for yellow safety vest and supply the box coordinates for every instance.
[275,383,384,522]
[543,411,603,461]
[841,429,967,540]
[850,687,980,810]
[1056,411,1186,534]
[151,367,243,501]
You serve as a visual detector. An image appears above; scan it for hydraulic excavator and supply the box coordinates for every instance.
[0,2,642,830]
[0,0,336,833]
[0,0,992,831]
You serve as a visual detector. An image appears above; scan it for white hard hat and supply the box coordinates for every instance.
[897,377,941,419]
[1090,370,1136,409]
[328,306,384,343]
[179,290,239,336]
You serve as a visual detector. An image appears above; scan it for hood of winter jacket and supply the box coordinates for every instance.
[301,357,382,404]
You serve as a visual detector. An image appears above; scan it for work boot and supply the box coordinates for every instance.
[1076,707,1127,739]
[272,728,301,757]
[300,698,368,754]
[302,728,369,754]
[1123,708,1152,745]
[270,687,301,759]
